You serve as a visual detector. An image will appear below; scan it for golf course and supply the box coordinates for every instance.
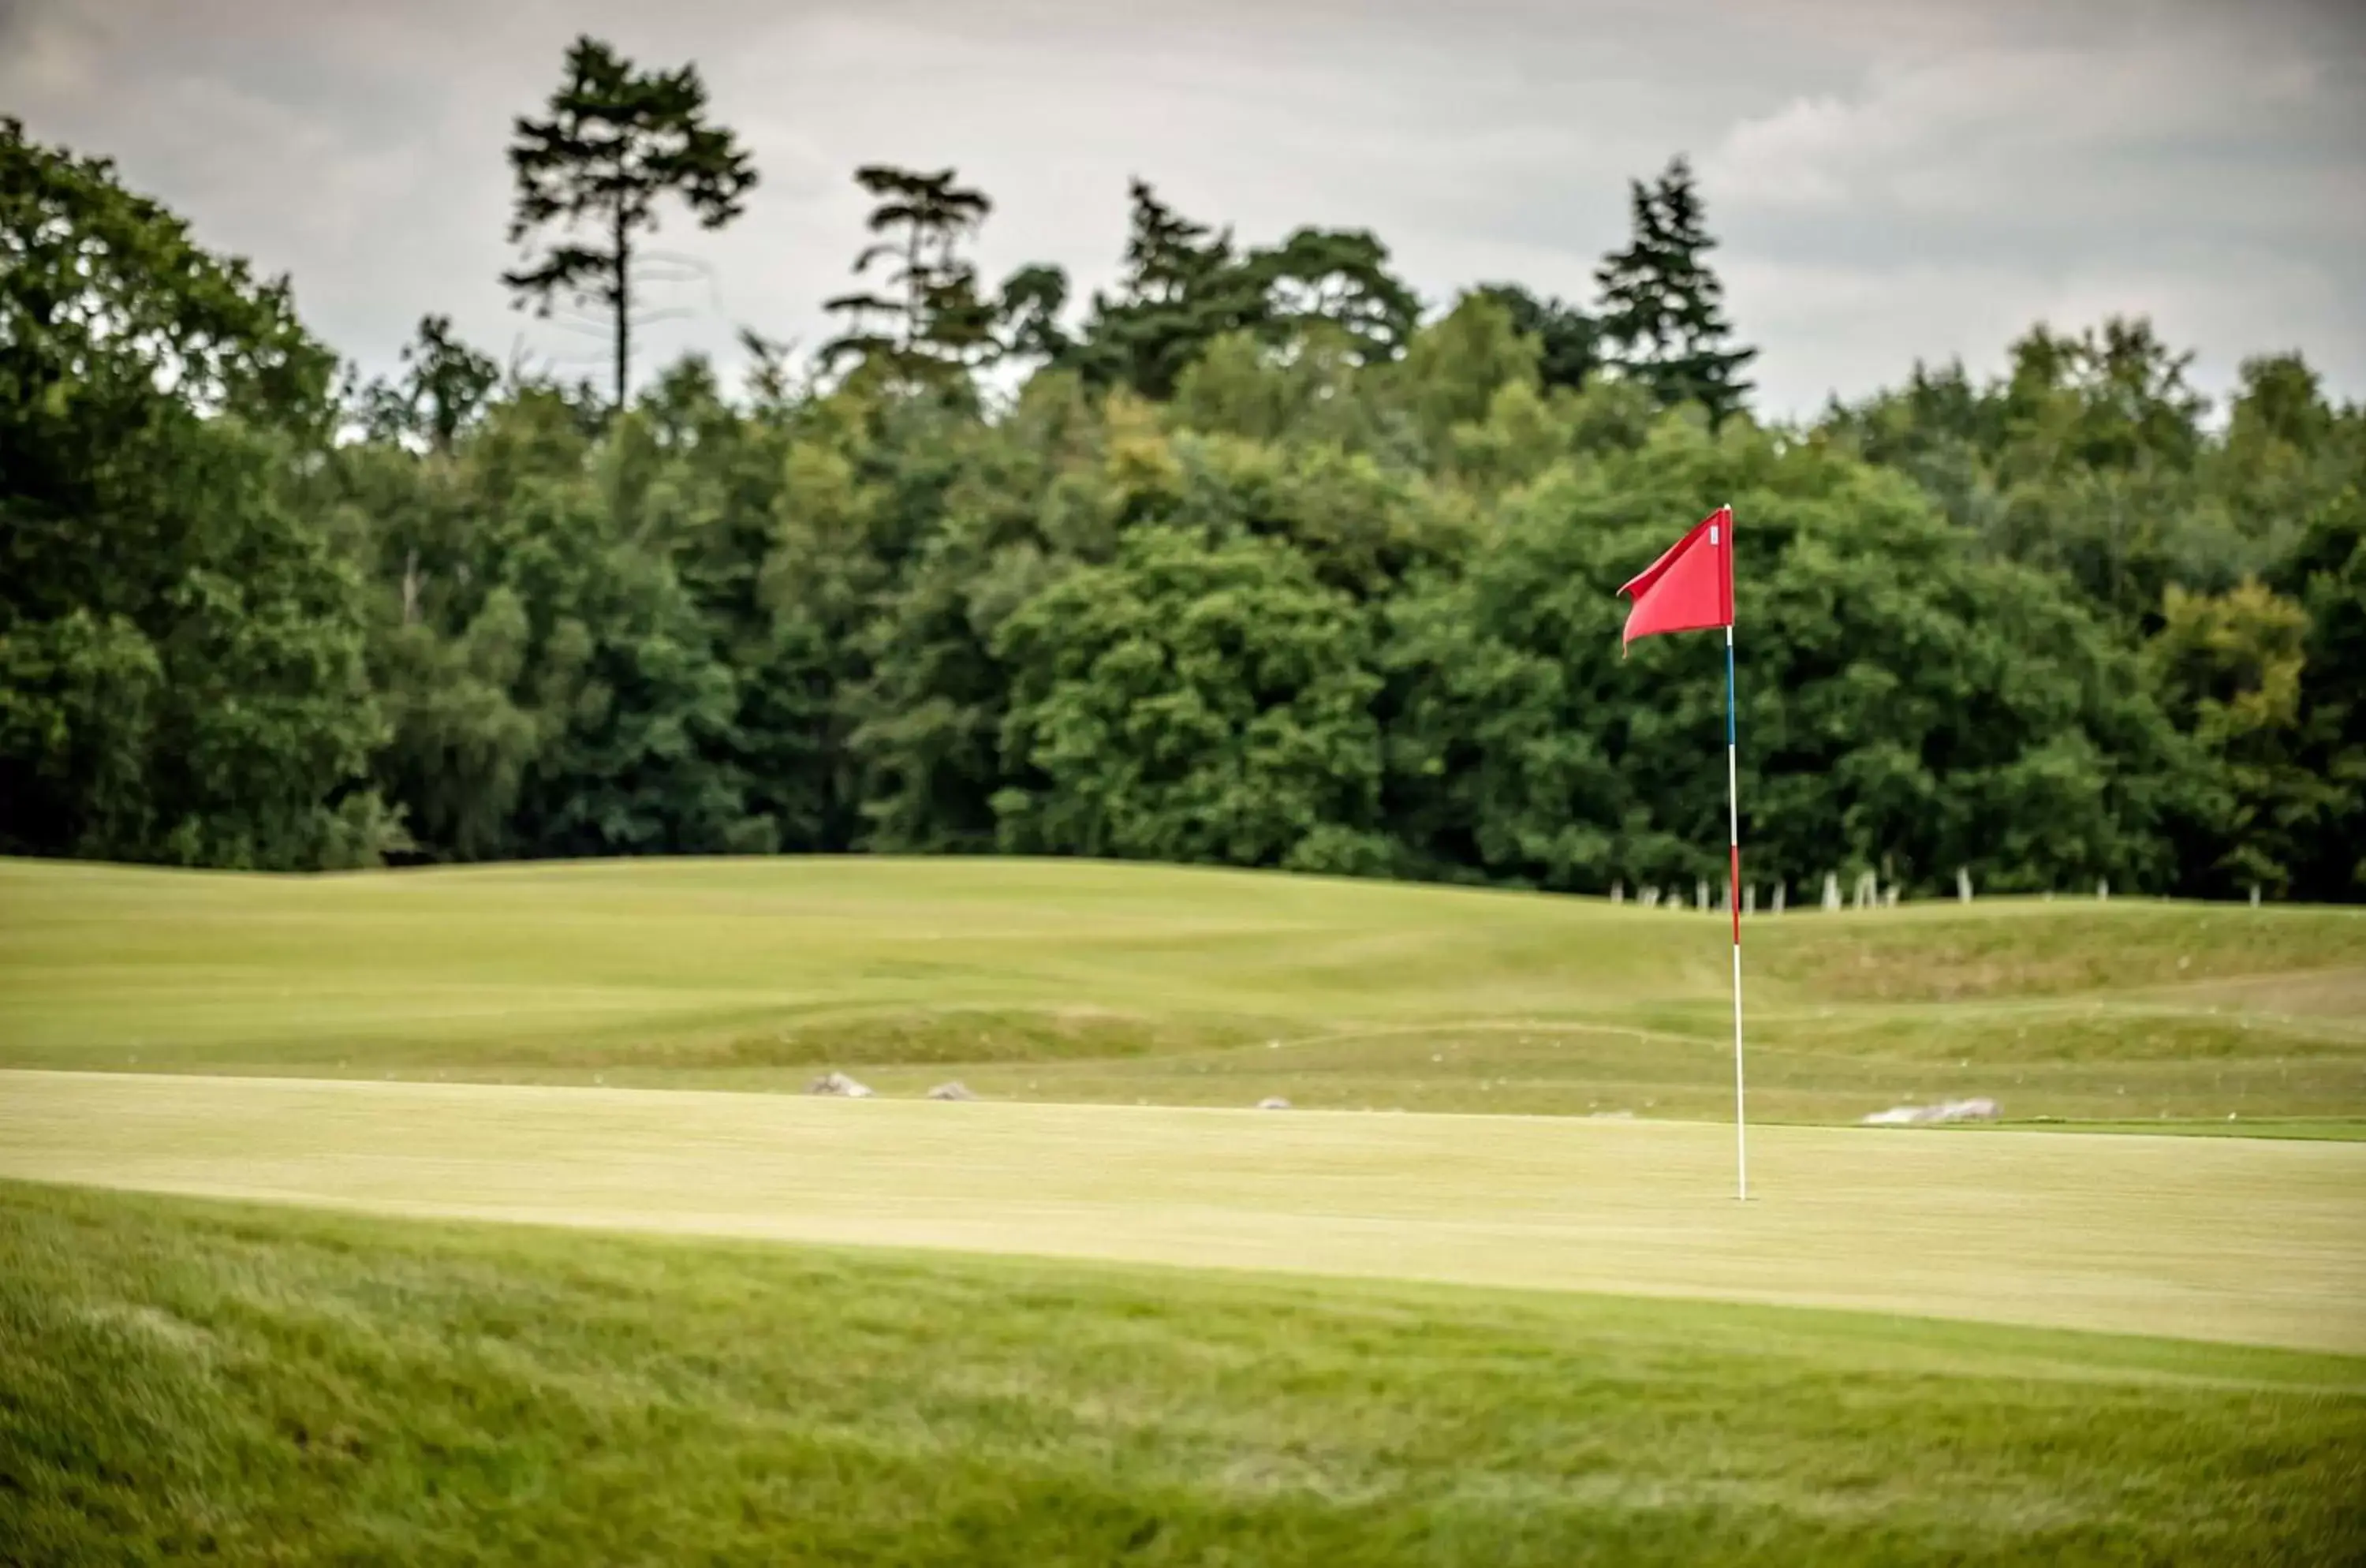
[17,10,2366,1551]
[6,855,2363,1121]
[2,856,2363,1561]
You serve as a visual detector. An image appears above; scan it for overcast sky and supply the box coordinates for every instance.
[6,0,2363,418]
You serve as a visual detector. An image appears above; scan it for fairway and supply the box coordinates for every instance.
[2,856,2362,1125]
[5,1069,2361,1354]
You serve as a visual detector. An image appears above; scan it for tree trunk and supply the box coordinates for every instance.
[614,210,630,410]
[903,223,922,358]
[401,549,421,626]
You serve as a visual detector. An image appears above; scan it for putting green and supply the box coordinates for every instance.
[3,1069,2360,1353]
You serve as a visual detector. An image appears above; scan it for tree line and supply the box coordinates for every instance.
[4,37,2361,902]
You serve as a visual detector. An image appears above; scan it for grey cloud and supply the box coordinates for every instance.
[4,0,2361,416]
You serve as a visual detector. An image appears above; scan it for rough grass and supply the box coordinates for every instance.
[6,1071,2362,1353]
[4,1182,2360,1566]
[1,856,2360,1125]
[1748,902,2366,999]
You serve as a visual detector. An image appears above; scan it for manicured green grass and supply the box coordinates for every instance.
[1988,1117,2366,1141]
[2,857,2360,1124]
[7,861,2360,1560]
[7,1070,2362,1353]
[4,1181,2359,1566]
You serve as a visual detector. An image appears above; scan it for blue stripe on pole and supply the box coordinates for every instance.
[1724,637,1737,748]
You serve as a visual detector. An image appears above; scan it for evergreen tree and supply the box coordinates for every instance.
[995,263,1073,365]
[1073,181,1265,398]
[1074,188,1421,395]
[821,166,996,384]
[1592,155,1755,421]
[1121,179,1231,308]
[502,36,756,410]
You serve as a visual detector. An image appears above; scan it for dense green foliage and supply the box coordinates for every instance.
[6,47,2364,898]
[6,1183,2361,1564]
[1,120,391,870]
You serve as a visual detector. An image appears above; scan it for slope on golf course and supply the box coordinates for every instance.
[2,855,2361,1124]
[5,1181,2362,1566]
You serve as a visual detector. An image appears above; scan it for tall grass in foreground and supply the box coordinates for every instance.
[4,1182,2360,1565]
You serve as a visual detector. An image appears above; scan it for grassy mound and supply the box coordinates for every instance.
[5,1182,2360,1566]
[2,856,2360,1123]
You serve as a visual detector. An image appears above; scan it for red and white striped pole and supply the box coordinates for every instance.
[1722,508,1747,1201]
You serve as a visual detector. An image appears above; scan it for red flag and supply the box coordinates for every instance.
[1618,506,1733,650]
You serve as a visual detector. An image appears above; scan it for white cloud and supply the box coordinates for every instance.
[5,0,2361,416]
[1706,28,2362,230]
[1700,3,2366,409]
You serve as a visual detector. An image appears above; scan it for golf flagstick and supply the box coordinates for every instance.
[1615,501,1747,1201]
[1726,610,1746,1202]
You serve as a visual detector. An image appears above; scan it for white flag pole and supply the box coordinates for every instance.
[1723,509,1747,1202]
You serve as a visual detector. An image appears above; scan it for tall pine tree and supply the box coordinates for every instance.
[820,166,997,384]
[502,36,756,410]
[995,263,1073,365]
[1072,181,1264,398]
[1592,155,1754,422]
